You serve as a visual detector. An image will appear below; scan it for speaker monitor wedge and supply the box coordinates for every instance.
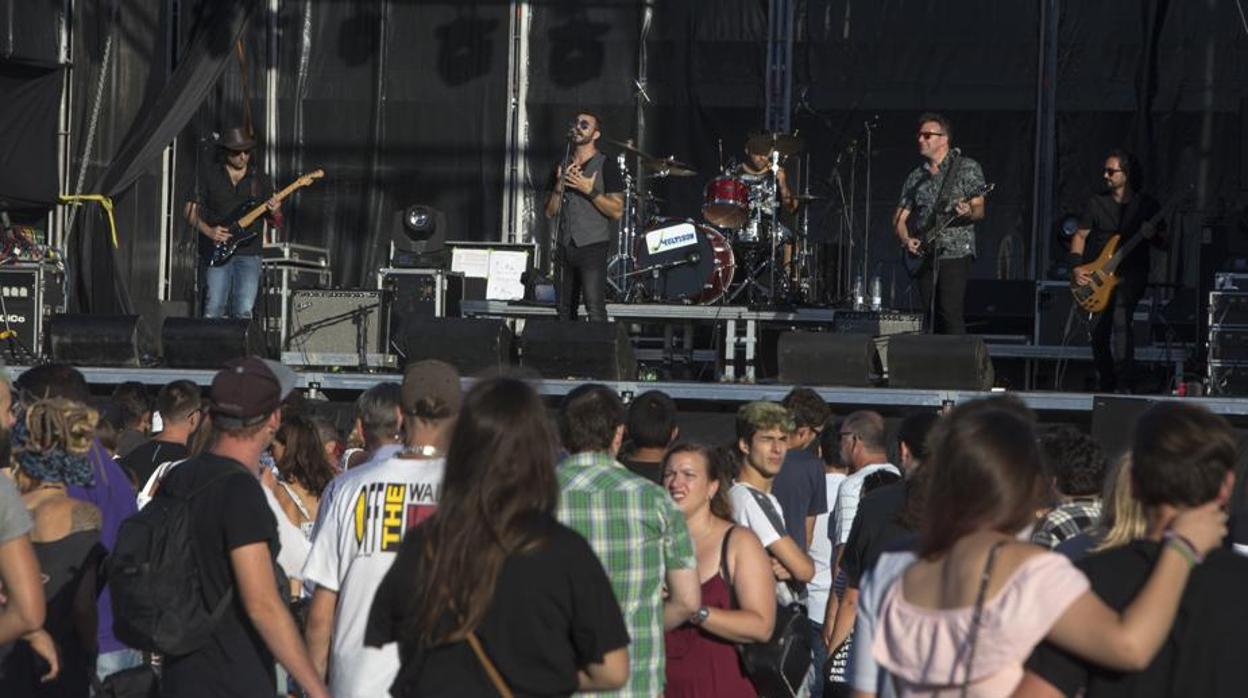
[48,314,145,368]
[777,331,877,387]
[887,334,994,390]
[521,320,636,381]
[399,317,514,376]
[162,318,253,369]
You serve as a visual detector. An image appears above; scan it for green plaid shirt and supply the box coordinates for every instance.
[557,451,696,698]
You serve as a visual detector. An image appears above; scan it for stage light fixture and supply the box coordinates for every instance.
[390,204,447,267]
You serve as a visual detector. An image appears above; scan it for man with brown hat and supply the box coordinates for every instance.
[156,357,329,698]
[301,360,462,698]
[184,126,282,319]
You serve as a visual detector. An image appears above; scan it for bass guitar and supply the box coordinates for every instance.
[1070,189,1184,314]
[207,169,324,267]
[902,182,994,278]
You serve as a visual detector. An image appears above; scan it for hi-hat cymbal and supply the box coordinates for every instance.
[746,131,805,156]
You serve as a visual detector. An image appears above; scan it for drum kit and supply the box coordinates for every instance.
[604,132,821,307]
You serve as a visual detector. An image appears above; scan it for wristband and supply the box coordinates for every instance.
[1163,530,1204,566]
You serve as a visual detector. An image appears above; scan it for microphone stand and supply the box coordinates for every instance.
[861,116,877,303]
[550,133,575,300]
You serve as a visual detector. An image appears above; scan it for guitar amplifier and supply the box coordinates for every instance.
[1208,292,1248,326]
[282,289,391,368]
[258,261,331,354]
[832,310,923,336]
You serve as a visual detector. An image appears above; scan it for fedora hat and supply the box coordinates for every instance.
[219,126,256,152]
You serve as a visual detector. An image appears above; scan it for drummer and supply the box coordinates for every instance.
[738,138,798,213]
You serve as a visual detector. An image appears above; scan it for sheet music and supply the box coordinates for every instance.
[485,250,527,300]
[450,248,490,278]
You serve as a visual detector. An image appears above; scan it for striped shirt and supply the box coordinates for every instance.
[557,451,696,698]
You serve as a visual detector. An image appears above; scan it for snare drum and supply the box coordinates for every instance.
[634,220,735,304]
[702,176,750,229]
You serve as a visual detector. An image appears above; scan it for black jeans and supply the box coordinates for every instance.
[1090,271,1146,392]
[557,240,609,322]
[917,254,971,334]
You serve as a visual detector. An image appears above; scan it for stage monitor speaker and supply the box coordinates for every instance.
[521,320,636,380]
[888,334,994,390]
[1091,396,1154,460]
[777,332,877,387]
[162,318,252,369]
[399,317,514,375]
[47,314,144,367]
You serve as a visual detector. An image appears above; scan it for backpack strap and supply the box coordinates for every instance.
[742,484,789,539]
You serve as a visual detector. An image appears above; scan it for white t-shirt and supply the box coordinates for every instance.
[806,472,848,625]
[301,453,446,698]
[729,481,803,604]
[831,462,900,546]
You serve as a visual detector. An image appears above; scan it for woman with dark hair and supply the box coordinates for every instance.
[271,416,335,537]
[1,399,105,697]
[662,443,774,697]
[871,398,1226,696]
[365,377,629,696]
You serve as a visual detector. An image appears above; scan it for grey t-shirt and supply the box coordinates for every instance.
[0,475,32,543]
[553,151,622,248]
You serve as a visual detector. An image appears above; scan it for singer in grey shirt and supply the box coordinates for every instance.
[544,111,624,322]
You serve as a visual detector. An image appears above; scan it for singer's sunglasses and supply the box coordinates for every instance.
[574,119,594,130]
[918,131,945,139]
[1103,167,1123,175]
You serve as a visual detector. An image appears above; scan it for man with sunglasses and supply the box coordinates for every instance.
[184,126,282,319]
[1069,150,1163,393]
[894,113,987,334]
[545,111,624,322]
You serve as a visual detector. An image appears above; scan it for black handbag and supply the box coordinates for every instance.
[720,524,814,698]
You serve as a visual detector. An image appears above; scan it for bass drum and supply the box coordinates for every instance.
[634,220,735,304]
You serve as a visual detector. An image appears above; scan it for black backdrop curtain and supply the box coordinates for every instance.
[19,0,1247,321]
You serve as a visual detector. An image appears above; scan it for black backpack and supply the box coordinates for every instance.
[108,464,241,656]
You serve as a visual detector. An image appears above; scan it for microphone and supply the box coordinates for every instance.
[566,120,578,141]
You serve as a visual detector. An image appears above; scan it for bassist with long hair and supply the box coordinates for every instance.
[1070,150,1165,392]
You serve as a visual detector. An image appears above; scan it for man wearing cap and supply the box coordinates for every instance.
[157,357,329,698]
[184,126,282,319]
[302,360,461,698]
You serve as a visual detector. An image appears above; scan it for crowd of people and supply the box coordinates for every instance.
[0,357,1246,698]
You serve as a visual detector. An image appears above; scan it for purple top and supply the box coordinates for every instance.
[66,439,139,654]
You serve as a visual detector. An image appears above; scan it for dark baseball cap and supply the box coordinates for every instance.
[209,357,298,427]
[401,360,463,418]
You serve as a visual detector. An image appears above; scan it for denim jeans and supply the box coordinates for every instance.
[809,619,828,697]
[203,254,262,319]
[95,647,143,687]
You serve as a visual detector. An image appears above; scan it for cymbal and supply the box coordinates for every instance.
[642,156,697,177]
[605,139,697,176]
[746,131,805,156]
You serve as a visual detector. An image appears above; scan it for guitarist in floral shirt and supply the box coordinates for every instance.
[893,113,987,335]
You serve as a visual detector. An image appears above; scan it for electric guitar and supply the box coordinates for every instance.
[902,182,994,278]
[206,169,324,267]
[1070,189,1185,314]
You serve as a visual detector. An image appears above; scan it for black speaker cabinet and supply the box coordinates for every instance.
[162,318,253,369]
[521,320,636,380]
[777,332,878,387]
[888,334,994,390]
[48,314,144,367]
[283,290,387,367]
[400,317,514,376]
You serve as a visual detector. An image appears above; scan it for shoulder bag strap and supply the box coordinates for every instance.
[718,525,737,605]
[960,539,1009,698]
[467,631,514,698]
[743,485,789,539]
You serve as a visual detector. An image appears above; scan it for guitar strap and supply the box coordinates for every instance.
[917,151,964,243]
